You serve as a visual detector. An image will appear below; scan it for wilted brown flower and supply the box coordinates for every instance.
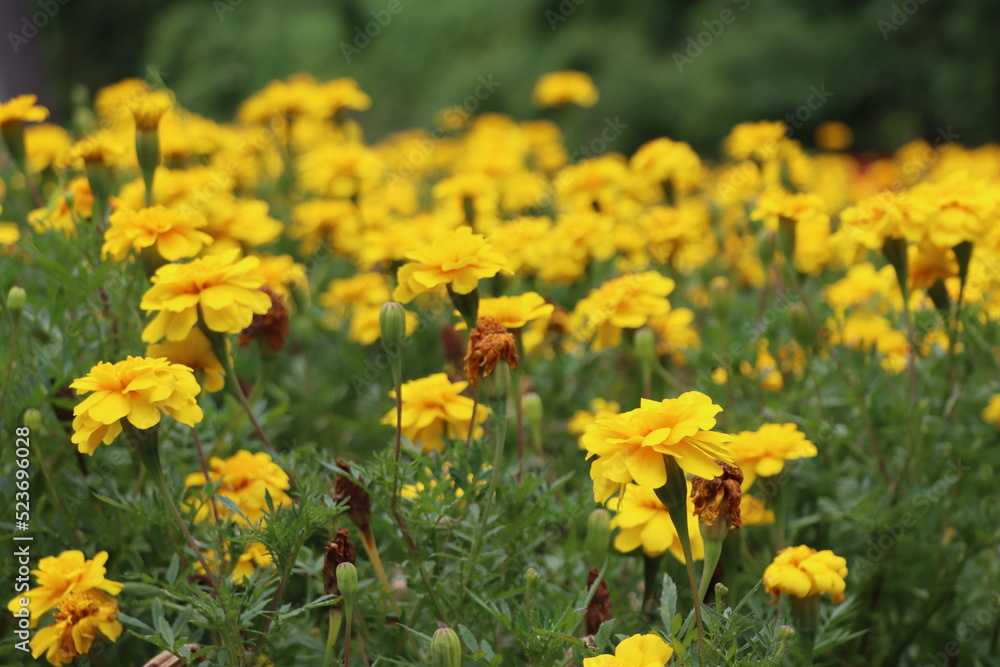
[584,568,612,635]
[331,459,372,530]
[691,460,744,529]
[465,316,519,387]
[239,286,289,352]
[323,528,356,608]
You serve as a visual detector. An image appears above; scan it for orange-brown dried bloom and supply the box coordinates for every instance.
[691,460,744,529]
[584,568,612,636]
[331,459,372,530]
[465,316,519,387]
[323,528,357,607]
[238,286,289,352]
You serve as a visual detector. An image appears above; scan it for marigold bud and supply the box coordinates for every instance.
[380,301,406,386]
[522,392,542,431]
[6,285,26,314]
[634,327,656,365]
[585,508,611,563]
[709,276,730,321]
[336,562,358,605]
[23,408,42,432]
[788,302,817,351]
[430,627,462,667]
[323,529,356,609]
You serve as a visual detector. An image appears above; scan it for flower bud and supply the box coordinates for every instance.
[585,508,611,564]
[634,327,656,366]
[23,408,42,432]
[758,230,776,268]
[709,276,730,321]
[778,625,796,640]
[777,217,796,264]
[335,562,358,605]
[525,567,540,598]
[788,303,817,351]
[430,627,462,667]
[379,302,406,387]
[7,285,26,316]
[521,392,542,431]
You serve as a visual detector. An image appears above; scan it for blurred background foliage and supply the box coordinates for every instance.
[6,0,1000,158]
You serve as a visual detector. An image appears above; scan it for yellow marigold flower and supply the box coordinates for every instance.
[607,483,704,562]
[320,272,391,326]
[630,137,705,198]
[739,339,784,393]
[298,141,385,198]
[823,263,900,313]
[6,550,122,628]
[238,73,324,122]
[917,176,998,248]
[0,94,49,126]
[646,307,701,360]
[130,90,173,131]
[750,188,828,232]
[393,226,512,303]
[30,590,122,666]
[59,131,128,168]
[320,78,372,115]
[569,271,675,351]
[0,222,19,249]
[382,373,490,453]
[147,328,227,393]
[532,70,599,108]
[184,450,293,525]
[729,423,817,489]
[250,254,309,302]
[25,123,71,173]
[838,188,929,249]
[458,292,554,330]
[69,356,204,454]
[724,121,788,162]
[583,391,733,503]
[740,494,776,526]
[29,177,94,234]
[102,205,212,262]
[202,197,283,251]
[763,545,848,603]
[140,249,272,342]
[983,394,1000,428]
[815,121,853,151]
[198,542,273,582]
[583,633,673,667]
[290,199,361,255]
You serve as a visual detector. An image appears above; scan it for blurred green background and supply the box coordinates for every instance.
[4,0,999,156]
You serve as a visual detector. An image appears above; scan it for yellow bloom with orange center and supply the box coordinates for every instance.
[146,328,227,393]
[582,391,733,503]
[6,550,122,628]
[184,450,293,525]
[102,205,212,262]
[140,249,272,342]
[763,545,848,603]
[382,372,490,453]
[0,94,49,126]
[393,226,512,303]
[729,423,817,489]
[30,590,122,666]
[583,633,673,667]
[532,71,599,108]
[607,483,704,562]
[70,356,203,454]
[569,271,675,351]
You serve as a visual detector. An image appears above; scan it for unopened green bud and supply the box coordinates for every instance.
[7,285,26,313]
[585,508,611,564]
[522,392,542,431]
[135,128,161,207]
[778,625,796,640]
[336,562,358,606]
[634,327,656,365]
[788,303,817,350]
[379,302,406,386]
[23,408,42,432]
[758,230,776,268]
[480,359,511,399]
[430,627,462,667]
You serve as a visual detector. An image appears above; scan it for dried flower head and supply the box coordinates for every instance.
[323,529,357,607]
[465,316,519,387]
[238,285,289,352]
[691,460,744,529]
[584,568,612,636]
[331,459,372,530]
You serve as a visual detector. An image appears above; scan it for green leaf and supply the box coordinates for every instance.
[117,612,154,634]
[165,554,180,585]
[457,624,480,652]
[659,572,677,632]
[594,617,616,649]
[154,612,175,647]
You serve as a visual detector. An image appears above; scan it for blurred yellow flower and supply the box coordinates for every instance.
[583,633,673,667]
[607,483,704,562]
[184,450,293,525]
[393,226,511,303]
[382,373,490,453]
[0,94,49,126]
[569,271,675,351]
[70,357,204,454]
[532,71,599,108]
[146,328,227,393]
[102,205,212,262]
[729,423,817,489]
[461,292,554,330]
[763,545,848,603]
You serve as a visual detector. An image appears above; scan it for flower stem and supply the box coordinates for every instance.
[323,609,343,667]
[698,538,723,602]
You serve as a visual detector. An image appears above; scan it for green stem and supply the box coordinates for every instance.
[698,539,724,602]
[323,609,343,667]
[343,605,353,666]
